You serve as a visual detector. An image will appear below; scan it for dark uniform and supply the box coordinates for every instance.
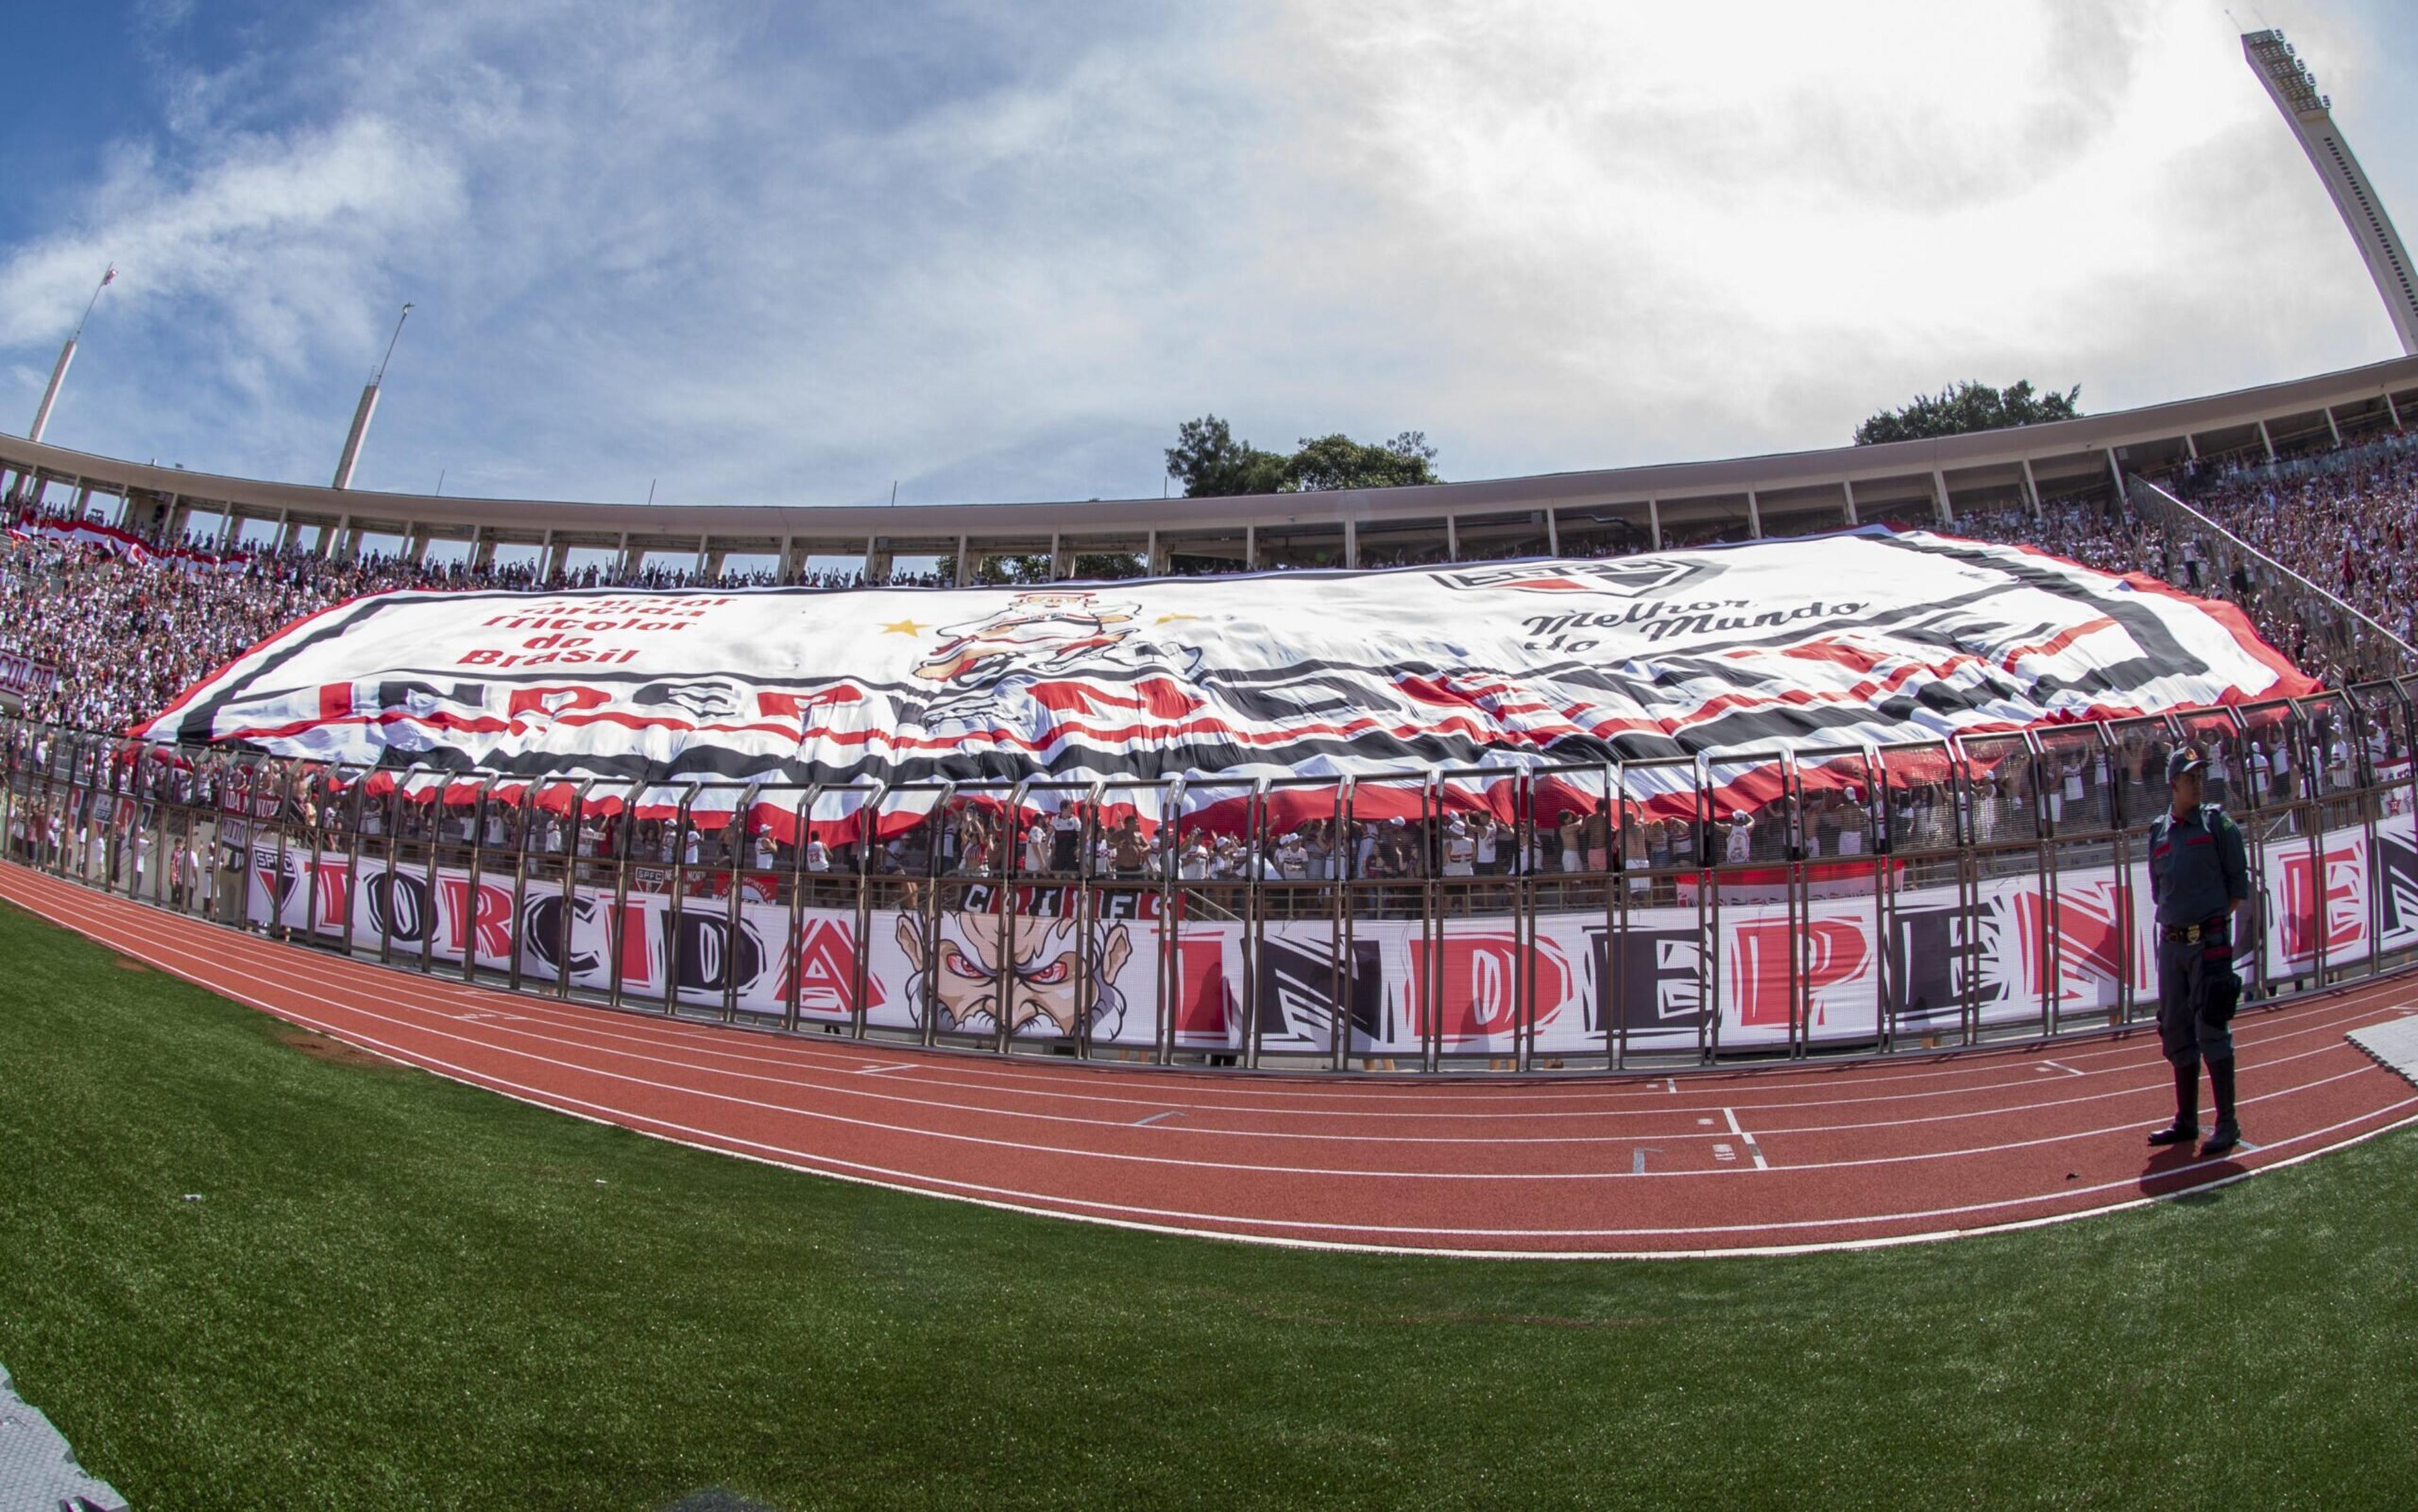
[2145,750,2251,1154]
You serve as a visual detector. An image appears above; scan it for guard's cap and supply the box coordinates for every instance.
[2167,748,2207,783]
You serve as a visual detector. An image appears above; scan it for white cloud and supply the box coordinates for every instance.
[0,0,2407,504]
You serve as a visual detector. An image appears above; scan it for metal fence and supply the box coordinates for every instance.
[8,689,2418,1074]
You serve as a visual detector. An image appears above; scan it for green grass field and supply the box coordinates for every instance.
[3,899,2415,1511]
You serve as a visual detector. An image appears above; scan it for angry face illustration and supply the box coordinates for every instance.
[894,910,1134,1038]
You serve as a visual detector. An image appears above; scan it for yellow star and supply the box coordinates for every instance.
[1153,613,1201,625]
[880,618,929,635]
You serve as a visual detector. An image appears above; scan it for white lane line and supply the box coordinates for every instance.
[854,1064,916,1076]
[13,874,2417,1255]
[184,904,2373,1149]
[144,1002,2418,1251]
[2040,1060,2087,1077]
[35,873,2394,1129]
[1134,1111,1183,1127]
[1723,1106,1770,1170]
[13,877,2398,1168]
[21,862,2410,1120]
[62,901,2405,1185]
[12,879,2398,1177]
[315,967,2418,1124]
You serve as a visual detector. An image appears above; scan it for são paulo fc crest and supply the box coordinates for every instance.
[1434,557,1716,596]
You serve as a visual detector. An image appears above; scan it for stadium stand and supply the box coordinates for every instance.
[8,427,2415,732]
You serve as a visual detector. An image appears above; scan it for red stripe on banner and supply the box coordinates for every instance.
[1997,616,2116,671]
[1934,529,2315,698]
[136,591,382,740]
[2112,569,2319,699]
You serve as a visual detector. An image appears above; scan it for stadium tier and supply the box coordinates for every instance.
[5,356,2418,1071]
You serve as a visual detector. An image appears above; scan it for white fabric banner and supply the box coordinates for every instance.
[158,529,2308,824]
[244,807,2418,1056]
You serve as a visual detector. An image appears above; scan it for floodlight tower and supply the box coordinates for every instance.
[26,266,114,444]
[332,303,412,490]
[2244,29,2418,355]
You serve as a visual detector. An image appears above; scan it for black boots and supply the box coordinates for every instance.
[2201,1059,2241,1157]
[2147,1060,2200,1147]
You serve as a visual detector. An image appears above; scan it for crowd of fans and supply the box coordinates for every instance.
[6,425,2417,736]
[0,510,943,730]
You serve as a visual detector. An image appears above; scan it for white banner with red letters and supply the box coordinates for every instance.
[244,807,2417,1055]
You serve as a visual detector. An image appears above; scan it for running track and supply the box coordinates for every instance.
[7,861,2415,1259]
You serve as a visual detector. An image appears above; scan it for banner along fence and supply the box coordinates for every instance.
[8,683,2417,1071]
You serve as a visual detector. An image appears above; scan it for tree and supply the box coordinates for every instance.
[1166,418,1442,497]
[1854,380,2082,446]
[1284,431,1441,492]
[1164,416,1288,498]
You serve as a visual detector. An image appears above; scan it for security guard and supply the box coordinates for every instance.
[2145,747,2251,1156]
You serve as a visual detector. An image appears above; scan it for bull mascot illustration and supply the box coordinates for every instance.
[894,910,1135,1039]
[909,591,1203,728]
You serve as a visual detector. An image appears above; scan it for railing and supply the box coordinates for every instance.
[7,691,2418,1074]
[2124,473,2418,684]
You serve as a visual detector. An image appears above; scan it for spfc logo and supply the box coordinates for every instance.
[1435,557,1714,597]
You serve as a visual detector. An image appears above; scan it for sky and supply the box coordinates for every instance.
[1,0,2414,511]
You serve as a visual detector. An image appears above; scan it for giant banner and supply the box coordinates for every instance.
[149,530,2308,826]
[244,807,2418,1057]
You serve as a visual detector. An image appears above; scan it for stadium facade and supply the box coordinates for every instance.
[5,355,2418,586]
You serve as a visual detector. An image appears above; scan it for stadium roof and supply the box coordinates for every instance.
[5,353,2416,569]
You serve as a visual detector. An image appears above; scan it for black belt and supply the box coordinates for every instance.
[2162,919,2229,945]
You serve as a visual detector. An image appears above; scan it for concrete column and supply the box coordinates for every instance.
[2019,457,2043,520]
[1243,524,1256,572]
[541,529,564,581]
[274,508,294,552]
[1444,514,1460,560]
[1341,519,1357,569]
[1049,531,1065,582]
[694,535,710,580]
[2257,419,2277,461]
[1929,470,1953,527]
[2105,449,2128,504]
[472,531,497,571]
[863,535,886,584]
[1841,479,1859,526]
[2184,432,2201,460]
[2388,390,2404,430]
[1147,529,1166,577]
[1745,491,1762,538]
[1647,499,1662,550]
[1543,508,1559,556]
[327,514,350,560]
[953,536,970,587]
[616,531,635,577]
[2324,406,2342,445]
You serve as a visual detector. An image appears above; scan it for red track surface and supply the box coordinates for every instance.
[9,860,2416,1258]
